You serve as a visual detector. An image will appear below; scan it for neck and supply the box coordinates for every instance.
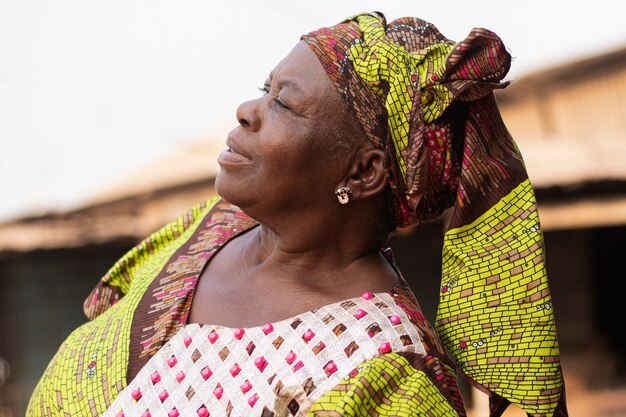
[240,200,393,293]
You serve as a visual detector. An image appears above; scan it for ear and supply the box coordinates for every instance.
[341,146,388,200]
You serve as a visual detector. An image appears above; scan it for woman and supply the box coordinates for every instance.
[27,12,568,417]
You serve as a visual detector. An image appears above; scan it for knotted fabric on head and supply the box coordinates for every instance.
[303,12,568,417]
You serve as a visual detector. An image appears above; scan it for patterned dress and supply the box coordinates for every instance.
[26,197,466,416]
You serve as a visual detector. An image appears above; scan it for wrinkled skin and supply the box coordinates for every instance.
[189,42,399,328]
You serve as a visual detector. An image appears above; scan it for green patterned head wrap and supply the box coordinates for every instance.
[303,12,513,228]
[303,12,568,417]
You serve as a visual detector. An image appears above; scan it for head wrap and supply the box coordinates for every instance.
[303,12,568,417]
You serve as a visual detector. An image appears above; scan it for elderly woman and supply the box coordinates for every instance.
[27,12,568,417]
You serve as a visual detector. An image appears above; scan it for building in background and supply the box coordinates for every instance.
[1,46,625,417]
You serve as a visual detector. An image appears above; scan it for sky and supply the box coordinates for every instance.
[1,0,625,222]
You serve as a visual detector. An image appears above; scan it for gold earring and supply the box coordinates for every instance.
[335,187,352,205]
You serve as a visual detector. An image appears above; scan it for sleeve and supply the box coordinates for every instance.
[308,352,466,416]
[82,196,221,320]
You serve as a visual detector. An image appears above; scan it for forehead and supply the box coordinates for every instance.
[269,42,337,99]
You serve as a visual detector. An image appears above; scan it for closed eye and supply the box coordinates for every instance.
[258,86,290,110]
[272,97,290,109]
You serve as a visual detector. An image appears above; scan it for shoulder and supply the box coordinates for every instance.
[83,197,254,320]
[305,285,465,415]
[389,283,453,364]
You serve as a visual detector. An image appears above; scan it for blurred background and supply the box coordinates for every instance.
[1,1,625,416]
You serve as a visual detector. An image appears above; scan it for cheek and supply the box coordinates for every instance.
[258,121,313,170]
[258,114,349,193]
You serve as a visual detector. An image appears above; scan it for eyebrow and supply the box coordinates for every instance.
[267,74,305,96]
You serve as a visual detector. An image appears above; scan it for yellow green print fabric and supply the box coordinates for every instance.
[26,198,218,417]
[438,179,563,416]
[309,353,460,416]
[346,13,453,179]
[302,12,514,227]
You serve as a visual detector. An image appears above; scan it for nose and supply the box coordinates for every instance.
[236,97,262,132]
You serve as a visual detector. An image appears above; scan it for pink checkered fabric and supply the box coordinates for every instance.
[104,291,427,416]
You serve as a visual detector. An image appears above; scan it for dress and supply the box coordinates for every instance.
[26,197,466,417]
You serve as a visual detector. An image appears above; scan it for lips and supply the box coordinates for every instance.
[218,137,252,166]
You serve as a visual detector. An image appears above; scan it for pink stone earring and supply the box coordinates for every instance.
[335,187,352,205]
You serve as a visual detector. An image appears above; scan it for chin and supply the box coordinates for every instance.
[215,171,254,209]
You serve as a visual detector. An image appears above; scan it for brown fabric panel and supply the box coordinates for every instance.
[83,283,124,320]
[448,94,527,230]
[126,200,258,382]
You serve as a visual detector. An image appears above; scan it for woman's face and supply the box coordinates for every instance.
[216,41,356,219]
